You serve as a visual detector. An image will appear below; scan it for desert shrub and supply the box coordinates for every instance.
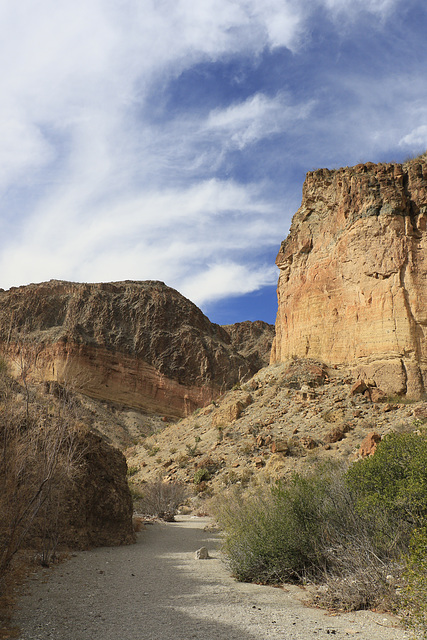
[194,468,210,484]
[346,430,427,552]
[127,465,139,477]
[138,479,188,520]
[214,464,345,583]
[214,462,401,610]
[402,527,427,638]
[148,446,160,457]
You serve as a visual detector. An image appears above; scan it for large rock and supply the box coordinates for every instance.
[62,431,135,549]
[271,156,427,398]
[0,280,256,417]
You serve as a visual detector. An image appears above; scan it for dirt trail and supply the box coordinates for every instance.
[13,516,410,640]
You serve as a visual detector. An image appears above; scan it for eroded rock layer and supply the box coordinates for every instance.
[271,156,427,397]
[0,280,262,416]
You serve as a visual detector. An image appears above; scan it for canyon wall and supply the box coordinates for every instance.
[271,156,427,397]
[0,280,270,417]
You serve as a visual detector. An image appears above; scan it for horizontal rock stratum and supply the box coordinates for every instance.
[271,155,427,397]
[0,280,273,417]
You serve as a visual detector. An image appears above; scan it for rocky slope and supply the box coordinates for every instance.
[0,280,273,418]
[126,358,426,498]
[271,155,427,398]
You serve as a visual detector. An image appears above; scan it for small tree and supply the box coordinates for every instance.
[346,430,427,552]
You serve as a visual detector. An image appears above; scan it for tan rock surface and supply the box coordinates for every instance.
[0,280,269,417]
[272,155,427,397]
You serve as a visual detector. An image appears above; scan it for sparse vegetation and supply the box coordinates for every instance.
[185,440,199,457]
[193,468,210,484]
[214,431,427,626]
[137,478,188,521]
[148,446,160,457]
[403,527,427,638]
[127,465,139,477]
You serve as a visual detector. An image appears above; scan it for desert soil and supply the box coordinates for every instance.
[12,516,411,640]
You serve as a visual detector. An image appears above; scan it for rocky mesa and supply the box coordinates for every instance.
[272,155,427,398]
[0,280,273,418]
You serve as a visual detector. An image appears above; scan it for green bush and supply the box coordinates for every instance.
[403,527,427,638]
[214,462,402,609]
[214,464,359,584]
[127,465,139,477]
[214,431,427,617]
[346,430,427,551]
[194,468,210,484]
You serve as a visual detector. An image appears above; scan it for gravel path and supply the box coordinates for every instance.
[13,516,411,640]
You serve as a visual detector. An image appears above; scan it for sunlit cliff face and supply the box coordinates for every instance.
[272,156,427,398]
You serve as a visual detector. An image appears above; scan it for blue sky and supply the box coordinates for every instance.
[1,0,426,325]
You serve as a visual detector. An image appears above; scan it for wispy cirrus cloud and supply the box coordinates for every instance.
[0,0,424,322]
[206,93,315,150]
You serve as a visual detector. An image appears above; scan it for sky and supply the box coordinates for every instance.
[1,0,427,325]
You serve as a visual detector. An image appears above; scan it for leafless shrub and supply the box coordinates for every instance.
[137,478,188,521]
[0,364,84,589]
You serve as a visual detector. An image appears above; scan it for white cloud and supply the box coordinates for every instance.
[320,0,399,17]
[399,126,427,150]
[206,93,315,149]
[0,0,417,311]
[179,262,278,306]
[0,177,281,299]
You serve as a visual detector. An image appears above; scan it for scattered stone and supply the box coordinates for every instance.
[270,440,289,454]
[212,393,253,427]
[351,380,368,396]
[414,404,427,420]
[359,432,381,457]
[324,427,345,444]
[195,547,210,560]
[299,436,318,449]
[298,384,316,400]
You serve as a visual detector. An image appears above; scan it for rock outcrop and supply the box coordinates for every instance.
[271,155,427,397]
[222,320,275,371]
[0,280,264,417]
[63,430,135,548]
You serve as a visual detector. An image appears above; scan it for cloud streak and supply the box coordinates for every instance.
[0,0,424,320]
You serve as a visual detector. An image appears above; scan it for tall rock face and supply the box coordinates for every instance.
[271,156,427,397]
[0,280,259,417]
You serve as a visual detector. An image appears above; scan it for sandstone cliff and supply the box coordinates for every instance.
[0,280,268,417]
[271,155,427,397]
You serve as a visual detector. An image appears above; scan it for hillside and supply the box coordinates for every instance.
[0,280,273,418]
[126,358,427,499]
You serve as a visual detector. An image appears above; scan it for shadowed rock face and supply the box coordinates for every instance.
[222,320,275,372]
[0,280,268,417]
[271,156,427,398]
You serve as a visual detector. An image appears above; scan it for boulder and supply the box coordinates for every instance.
[359,432,381,457]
